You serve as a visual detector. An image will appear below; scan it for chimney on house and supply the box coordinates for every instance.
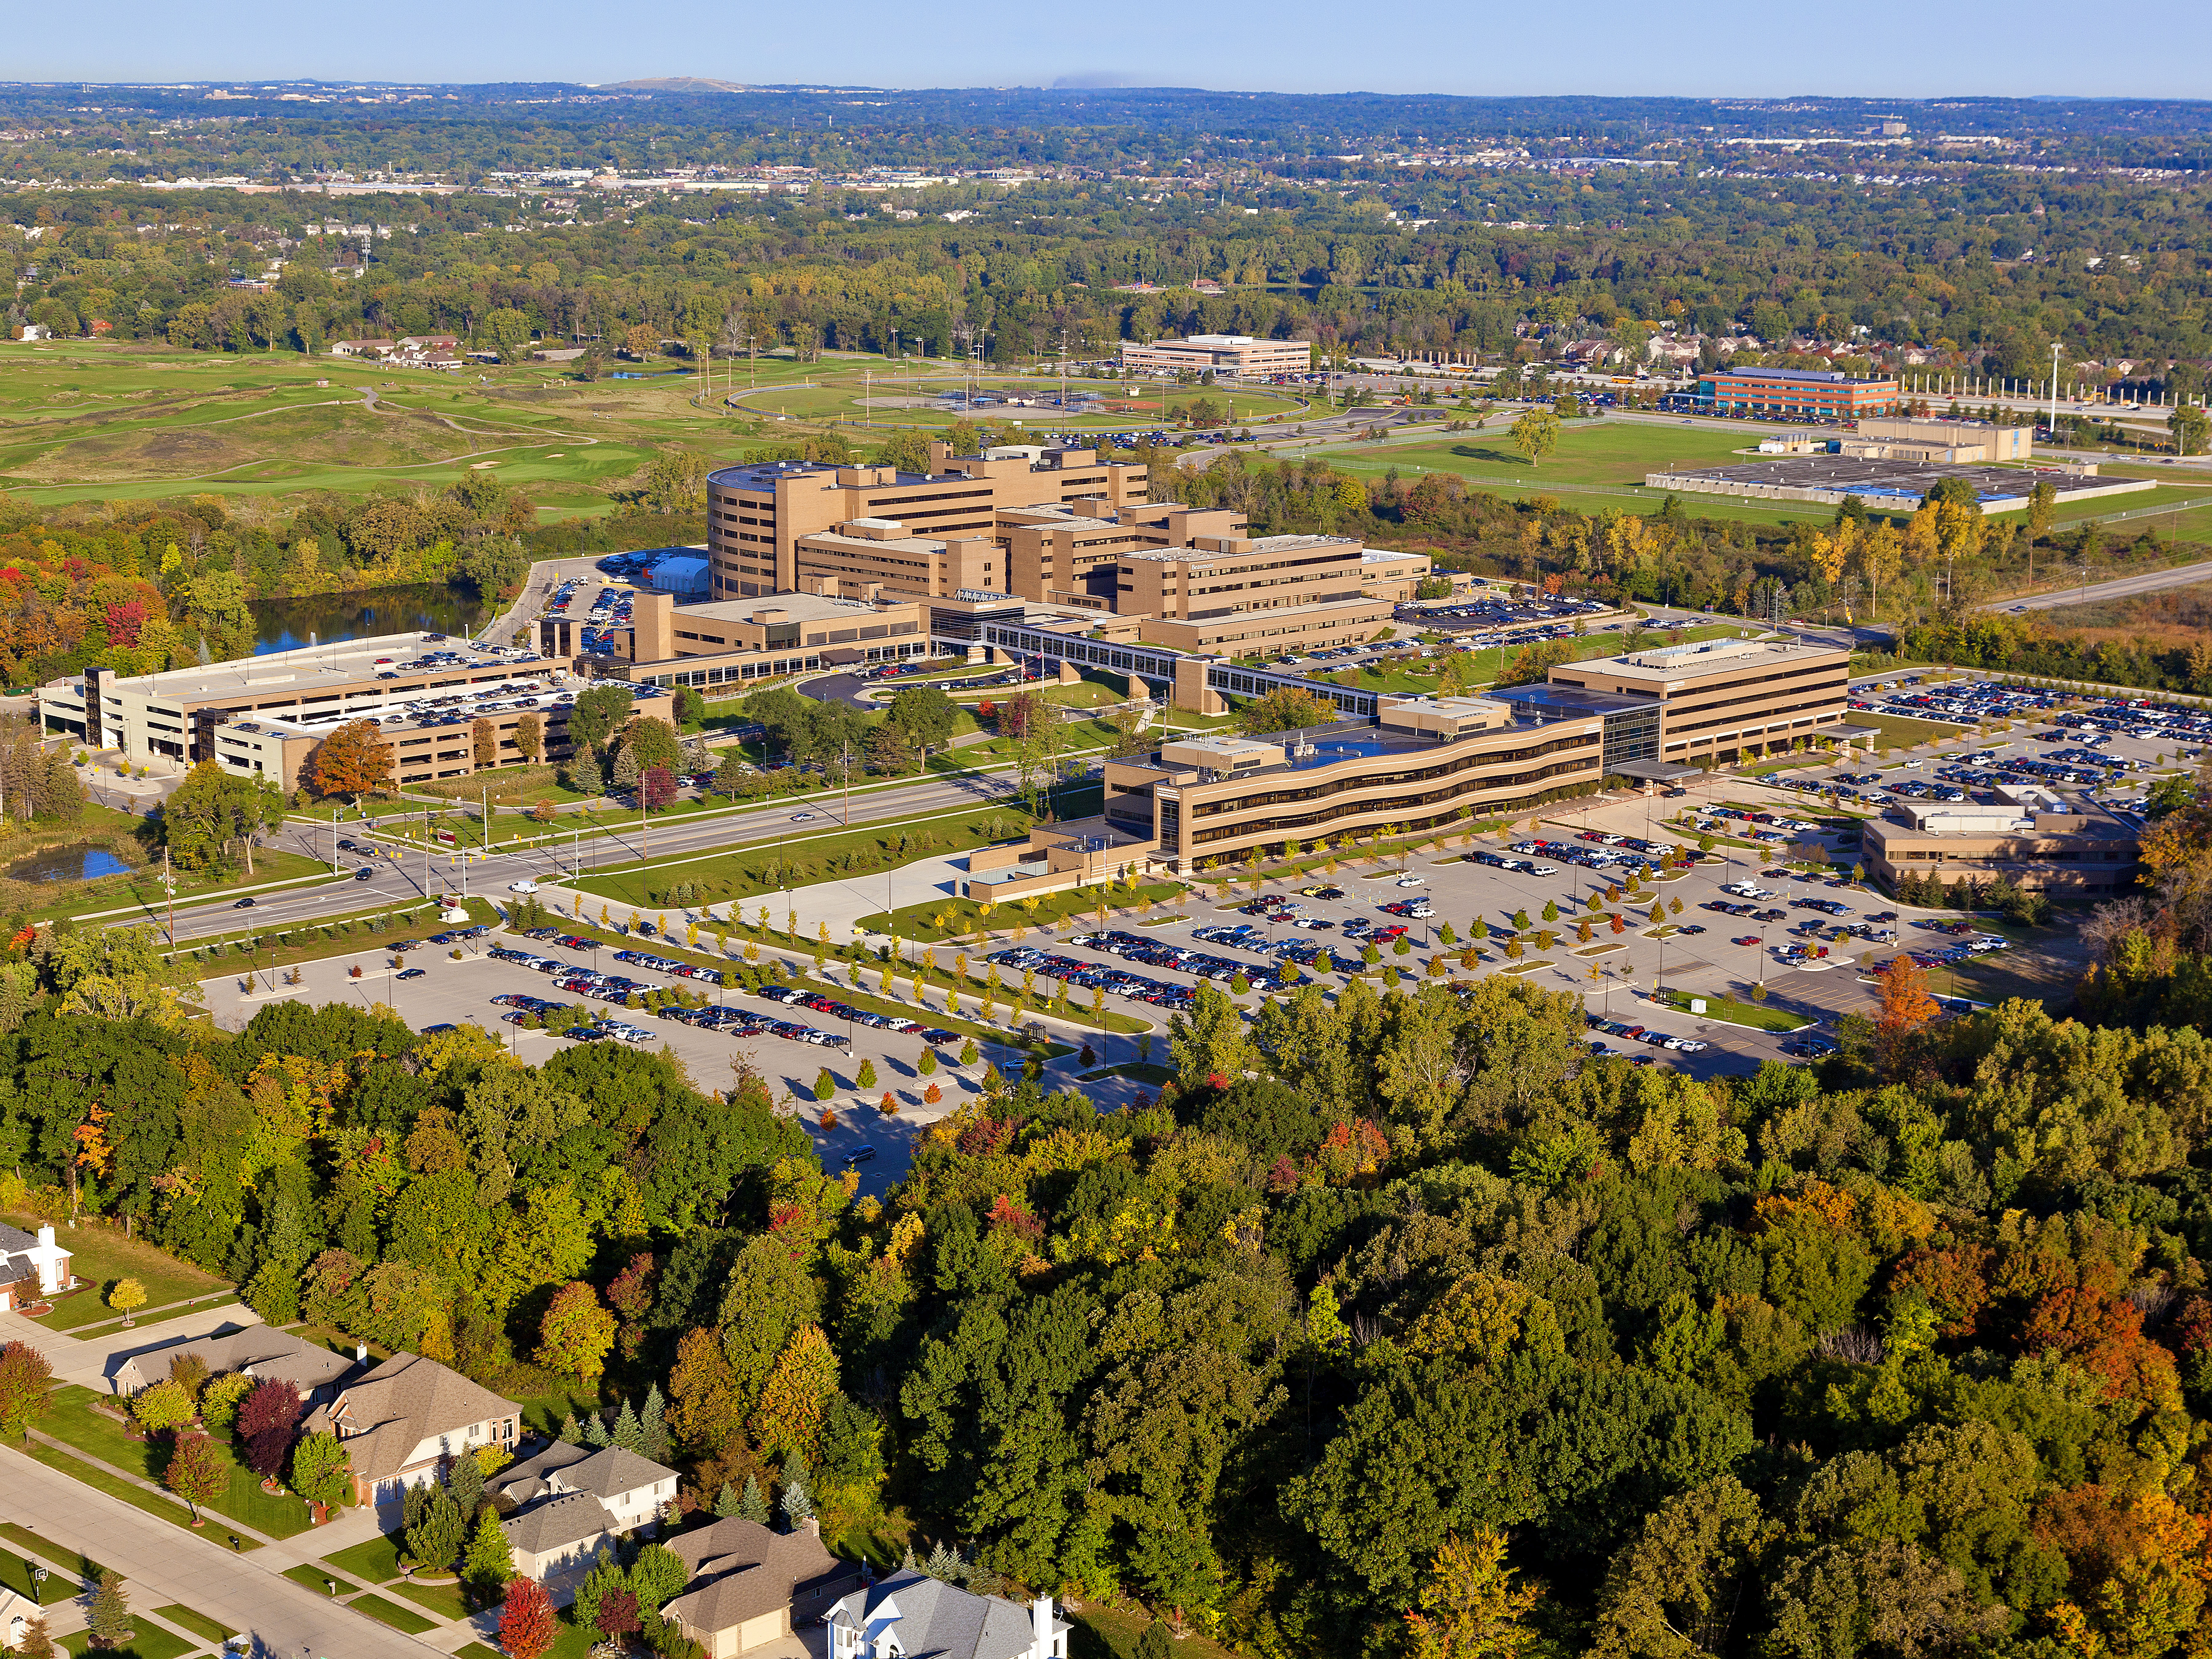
[802,1516,820,1538]
[355,1345,368,1362]
[1030,1595,1053,1659]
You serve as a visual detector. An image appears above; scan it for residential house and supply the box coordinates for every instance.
[503,1491,619,1584]
[826,1572,1067,1659]
[491,1443,679,1537]
[1,1585,36,1649]
[329,338,398,357]
[300,1351,520,1504]
[663,1517,864,1659]
[0,1222,72,1313]
[108,1324,360,1402]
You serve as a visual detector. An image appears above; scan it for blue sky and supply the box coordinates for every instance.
[15,0,2212,99]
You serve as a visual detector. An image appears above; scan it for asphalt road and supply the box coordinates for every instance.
[166,768,1026,943]
[1981,555,2212,613]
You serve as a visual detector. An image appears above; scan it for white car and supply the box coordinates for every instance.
[508,879,540,894]
[1527,863,1559,876]
[1900,759,1923,770]
[1395,874,1426,887]
[790,812,816,821]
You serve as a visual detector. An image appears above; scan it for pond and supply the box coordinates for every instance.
[248,584,488,655]
[6,843,132,883]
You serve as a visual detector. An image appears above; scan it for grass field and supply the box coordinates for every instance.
[320,1532,405,1584]
[1657,989,1811,1031]
[39,1385,316,1538]
[8,1216,228,1329]
[0,1522,98,1585]
[0,341,1306,515]
[17,1440,263,1545]
[284,1564,357,1595]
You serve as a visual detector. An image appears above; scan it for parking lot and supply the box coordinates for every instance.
[196,939,995,1198]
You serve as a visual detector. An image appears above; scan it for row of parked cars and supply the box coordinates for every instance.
[1508,836,1664,877]
[990,937,1215,1009]
[1585,1013,1712,1056]
[753,984,959,1045]
[487,992,659,1044]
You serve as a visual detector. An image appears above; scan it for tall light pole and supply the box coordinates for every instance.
[2050,341,2062,440]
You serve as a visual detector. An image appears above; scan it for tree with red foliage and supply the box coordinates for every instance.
[607,1252,656,1363]
[498,1577,558,1659]
[986,1193,1043,1243]
[2022,1286,2179,1406]
[103,600,146,648]
[236,1378,302,1482]
[595,1588,641,1645]
[641,764,678,811]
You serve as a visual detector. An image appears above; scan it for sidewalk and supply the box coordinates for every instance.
[0,1300,266,1393]
[0,1444,445,1659]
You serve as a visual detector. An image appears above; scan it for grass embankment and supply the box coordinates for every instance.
[0,1543,76,1604]
[15,1439,263,1547]
[569,795,1070,908]
[37,1385,315,1538]
[6,1214,228,1330]
[168,900,451,977]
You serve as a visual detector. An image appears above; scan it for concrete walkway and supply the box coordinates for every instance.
[0,1443,445,1659]
[0,1302,267,1393]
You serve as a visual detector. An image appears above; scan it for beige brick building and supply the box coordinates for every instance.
[705,445,1148,599]
[1118,335,1314,376]
[1861,792,2140,893]
[1544,637,1852,765]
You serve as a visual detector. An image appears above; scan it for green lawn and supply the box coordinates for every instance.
[1657,990,1812,1032]
[58,1629,196,1659]
[1852,713,1967,750]
[1077,1062,1174,1087]
[285,1564,358,1596]
[390,1577,472,1621]
[61,1295,241,1338]
[853,879,1187,943]
[17,1441,260,1546]
[0,1523,99,1585]
[39,1385,315,1539]
[151,1606,238,1644]
[9,1217,228,1330]
[571,796,1057,909]
[0,1546,76,1604]
[346,1595,439,1635]
[321,1531,404,1584]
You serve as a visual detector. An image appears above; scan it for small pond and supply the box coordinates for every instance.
[6,843,132,883]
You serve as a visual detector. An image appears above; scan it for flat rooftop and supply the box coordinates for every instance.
[1653,455,2150,505]
[1120,534,1362,565]
[1497,683,1657,719]
[674,592,912,626]
[1561,636,1840,685]
[63,631,538,702]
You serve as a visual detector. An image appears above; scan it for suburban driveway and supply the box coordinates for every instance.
[0,1443,445,1659]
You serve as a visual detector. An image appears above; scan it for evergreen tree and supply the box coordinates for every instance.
[463,1506,515,1600]
[900,1546,917,1572]
[446,1447,485,1520]
[713,1482,741,1519]
[780,1449,814,1526]
[925,1541,959,1582]
[88,1569,132,1649]
[737,1473,769,1524]
[639,1383,669,1462]
[611,1398,644,1453]
[583,1412,611,1448]
[557,1414,582,1445]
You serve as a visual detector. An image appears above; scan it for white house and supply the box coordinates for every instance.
[0,1223,72,1313]
[491,1444,678,1540]
[827,1573,1067,1659]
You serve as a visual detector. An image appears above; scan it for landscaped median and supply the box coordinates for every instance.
[1653,989,1812,1033]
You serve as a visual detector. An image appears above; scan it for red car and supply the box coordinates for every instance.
[1733,935,1761,947]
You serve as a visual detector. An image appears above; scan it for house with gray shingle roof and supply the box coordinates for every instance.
[491,1443,679,1562]
[300,1351,520,1505]
[503,1491,619,1583]
[826,1571,1066,1659]
[108,1324,360,1402]
[662,1517,862,1658]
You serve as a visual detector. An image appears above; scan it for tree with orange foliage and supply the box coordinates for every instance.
[2022,1287,2179,1407]
[1888,1245,1993,1340]
[308,719,394,804]
[2037,1485,2211,1659]
[497,1577,558,1659]
[1875,954,1940,1037]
